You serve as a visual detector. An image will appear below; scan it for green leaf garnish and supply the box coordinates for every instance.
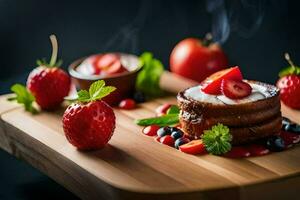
[134,114,179,126]
[166,105,180,115]
[76,80,116,103]
[136,52,164,98]
[8,84,37,114]
[201,123,232,155]
[36,35,63,68]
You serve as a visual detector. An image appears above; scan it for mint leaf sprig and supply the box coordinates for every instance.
[36,34,63,68]
[201,123,232,155]
[136,52,164,98]
[8,84,38,114]
[73,80,116,103]
[134,105,180,126]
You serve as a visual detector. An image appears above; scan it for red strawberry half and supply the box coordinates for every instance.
[62,80,116,150]
[221,79,252,99]
[201,66,243,95]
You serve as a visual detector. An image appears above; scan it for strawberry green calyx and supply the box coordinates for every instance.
[279,53,300,77]
[8,84,38,114]
[202,123,232,155]
[36,34,63,68]
[77,80,116,103]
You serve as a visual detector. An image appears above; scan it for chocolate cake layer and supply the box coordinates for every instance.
[180,114,282,145]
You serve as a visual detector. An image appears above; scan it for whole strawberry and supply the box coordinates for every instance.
[277,53,300,109]
[62,80,116,150]
[28,35,70,110]
[9,35,70,112]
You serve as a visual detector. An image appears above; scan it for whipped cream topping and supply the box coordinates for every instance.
[76,54,140,77]
[184,81,274,105]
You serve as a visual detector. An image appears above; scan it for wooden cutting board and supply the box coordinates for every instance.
[0,72,300,200]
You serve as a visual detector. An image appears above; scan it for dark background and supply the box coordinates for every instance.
[0,0,299,199]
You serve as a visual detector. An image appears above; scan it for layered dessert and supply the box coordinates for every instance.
[177,67,282,145]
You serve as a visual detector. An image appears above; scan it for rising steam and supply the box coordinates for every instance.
[206,0,266,44]
[101,0,151,54]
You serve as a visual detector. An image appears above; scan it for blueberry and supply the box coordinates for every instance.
[157,127,172,137]
[282,117,291,125]
[175,138,190,149]
[284,123,300,134]
[133,91,146,103]
[282,117,291,129]
[266,136,285,152]
[281,117,300,134]
[171,129,184,140]
[169,127,179,132]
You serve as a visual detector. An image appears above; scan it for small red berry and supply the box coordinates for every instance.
[155,104,171,115]
[142,125,160,136]
[159,135,175,147]
[119,99,136,109]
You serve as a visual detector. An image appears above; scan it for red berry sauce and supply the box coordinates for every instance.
[247,144,270,156]
[280,131,300,147]
[223,147,251,158]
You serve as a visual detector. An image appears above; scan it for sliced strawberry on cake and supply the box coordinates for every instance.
[201,66,243,95]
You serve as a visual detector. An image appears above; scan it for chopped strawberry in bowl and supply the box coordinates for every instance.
[75,53,136,77]
[92,53,127,76]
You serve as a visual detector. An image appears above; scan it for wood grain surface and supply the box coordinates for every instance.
[0,74,300,200]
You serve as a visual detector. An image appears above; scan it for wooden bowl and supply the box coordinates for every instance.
[69,53,141,105]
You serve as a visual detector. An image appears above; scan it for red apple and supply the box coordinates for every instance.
[170,36,228,82]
